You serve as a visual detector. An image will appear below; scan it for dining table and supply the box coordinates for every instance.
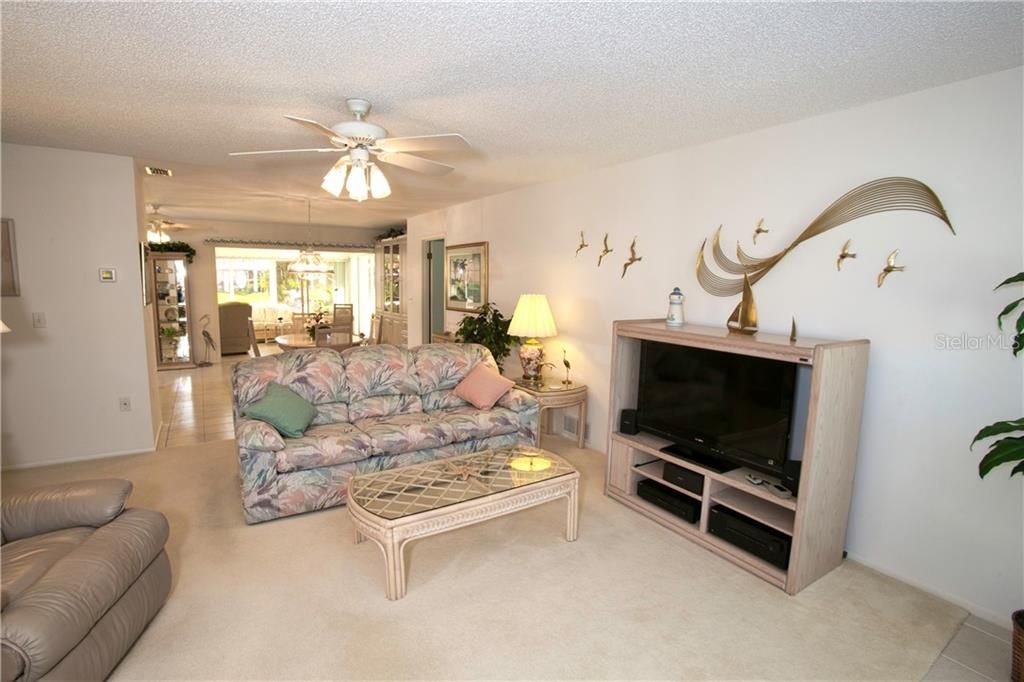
[274,332,363,352]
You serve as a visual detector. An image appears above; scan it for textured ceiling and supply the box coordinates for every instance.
[3,2,1021,229]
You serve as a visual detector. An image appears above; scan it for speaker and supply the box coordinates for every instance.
[782,460,802,497]
[619,408,639,435]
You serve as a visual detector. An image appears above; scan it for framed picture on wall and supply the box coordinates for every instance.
[1,218,20,297]
[444,242,488,312]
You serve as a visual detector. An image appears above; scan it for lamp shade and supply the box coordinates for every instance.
[508,294,558,339]
[0,320,10,333]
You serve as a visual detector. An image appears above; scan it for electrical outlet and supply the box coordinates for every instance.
[119,397,131,412]
[31,312,46,328]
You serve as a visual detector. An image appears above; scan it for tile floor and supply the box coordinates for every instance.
[156,344,279,448]
[924,615,1015,680]
[157,347,1018,681]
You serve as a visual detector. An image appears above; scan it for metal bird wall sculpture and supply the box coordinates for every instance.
[621,237,642,278]
[597,234,613,267]
[575,231,589,256]
[877,249,905,288]
[697,177,954,299]
[752,218,769,244]
[836,239,857,271]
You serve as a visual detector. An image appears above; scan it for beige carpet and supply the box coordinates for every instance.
[3,437,964,680]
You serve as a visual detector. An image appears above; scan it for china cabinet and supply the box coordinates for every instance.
[374,236,407,345]
[150,253,195,369]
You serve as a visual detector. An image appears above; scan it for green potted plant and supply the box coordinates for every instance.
[454,302,514,371]
[147,240,197,263]
[970,271,1023,679]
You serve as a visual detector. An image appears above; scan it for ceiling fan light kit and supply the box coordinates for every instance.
[232,97,468,202]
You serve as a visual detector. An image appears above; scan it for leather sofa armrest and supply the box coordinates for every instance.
[497,388,538,413]
[236,418,286,452]
[1,509,169,680]
[2,480,132,543]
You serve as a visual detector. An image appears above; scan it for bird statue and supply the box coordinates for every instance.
[562,348,572,386]
[752,218,769,244]
[198,314,216,367]
[597,234,613,266]
[836,239,857,271]
[877,249,905,287]
[575,231,589,256]
[621,237,642,278]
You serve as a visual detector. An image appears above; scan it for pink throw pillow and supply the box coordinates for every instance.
[453,364,515,410]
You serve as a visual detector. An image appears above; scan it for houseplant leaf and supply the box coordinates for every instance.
[971,417,1024,447]
[977,436,1024,478]
[995,272,1024,288]
[996,297,1024,329]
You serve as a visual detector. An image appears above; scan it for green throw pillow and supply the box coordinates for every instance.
[243,383,317,438]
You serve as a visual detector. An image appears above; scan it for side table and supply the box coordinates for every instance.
[514,380,588,448]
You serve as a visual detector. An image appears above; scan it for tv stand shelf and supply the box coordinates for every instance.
[606,319,869,595]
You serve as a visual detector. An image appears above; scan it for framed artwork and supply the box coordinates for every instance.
[1,219,20,297]
[445,242,488,312]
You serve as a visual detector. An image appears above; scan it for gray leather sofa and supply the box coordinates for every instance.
[1,480,170,681]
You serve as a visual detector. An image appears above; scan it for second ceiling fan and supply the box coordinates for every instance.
[229,98,469,202]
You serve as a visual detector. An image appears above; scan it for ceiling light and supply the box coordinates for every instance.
[321,160,348,198]
[346,165,369,202]
[369,164,391,199]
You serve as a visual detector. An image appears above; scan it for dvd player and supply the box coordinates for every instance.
[636,479,700,524]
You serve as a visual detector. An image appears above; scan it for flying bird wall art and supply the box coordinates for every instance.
[597,234,613,267]
[695,177,954,329]
[575,231,589,256]
[752,218,769,244]
[877,249,906,288]
[621,238,642,278]
[836,239,857,271]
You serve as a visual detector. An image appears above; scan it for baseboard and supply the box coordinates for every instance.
[846,552,1009,629]
[1,446,155,471]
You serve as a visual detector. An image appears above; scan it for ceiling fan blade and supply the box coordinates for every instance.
[375,133,469,154]
[284,115,351,145]
[376,152,454,176]
[228,148,342,156]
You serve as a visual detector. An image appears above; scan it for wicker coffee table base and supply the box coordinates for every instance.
[349,474,580,600]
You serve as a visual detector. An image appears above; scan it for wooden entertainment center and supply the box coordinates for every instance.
[605,319,869,594]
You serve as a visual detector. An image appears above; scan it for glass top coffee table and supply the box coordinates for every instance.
[347,446,580,600]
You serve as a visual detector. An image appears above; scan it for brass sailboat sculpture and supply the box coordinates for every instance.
[726,275,758,335]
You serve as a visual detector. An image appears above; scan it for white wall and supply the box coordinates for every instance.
[150,220,384,363]
[407,68,1024,624]
[1,144,156,468]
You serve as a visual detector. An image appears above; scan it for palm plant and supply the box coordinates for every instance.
[970,272,1024,478]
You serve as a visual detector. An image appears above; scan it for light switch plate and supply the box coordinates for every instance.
[31,312,46,328]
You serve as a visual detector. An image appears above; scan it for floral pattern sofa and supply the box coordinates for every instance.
[231,343,539,523]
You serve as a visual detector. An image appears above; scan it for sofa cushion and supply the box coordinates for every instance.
[275,423,375,473]
[354,412,457,456]
[232,349,348,414]
[1,527,94,610]
[243,383,317,438]
[434,406,521,442]
[312,402,350,426]
[342,345,420,401]
[413,343,497,393]
[453,364,515,410]
[348,394,423,422]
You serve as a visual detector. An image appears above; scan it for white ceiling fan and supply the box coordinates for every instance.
[146,204,192,242]
[229,98,470,202]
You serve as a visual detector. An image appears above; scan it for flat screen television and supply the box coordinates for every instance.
[636,341,798,476]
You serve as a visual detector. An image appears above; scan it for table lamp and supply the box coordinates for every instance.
[508,294,558,385]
